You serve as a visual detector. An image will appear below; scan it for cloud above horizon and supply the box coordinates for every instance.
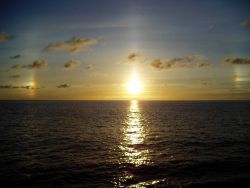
[10,64,21,70]
[57,84,70,88]
[125,52,141,64]
[0,32,14,42]
[10,54,21,59]
[63,59,80,69]
[0,85,40,89]
[9,74,20,78]
[44,37,97,54]
[200,80,208,86]
[150,55,210,70]
[224,58,250,65]
[85,64,94,70]
[241,18,250,28]
[9,60,48,71]
[22,60,48,69]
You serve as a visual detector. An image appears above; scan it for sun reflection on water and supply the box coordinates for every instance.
[119,100,150,166]
[114,100,153,187]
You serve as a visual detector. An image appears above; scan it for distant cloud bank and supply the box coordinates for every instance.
[10,60,48,70]
[0,32,14,42]
[44,37,97,54]
[0,85,39,89]
[126,52,141,64]
[85,64,94,70]
[57,84,70,88]
[150,55,210,70]
[9,74,20,78]
[10,54,21,59]
[224,58,250,65]
[241,18,250,28]
[63,59,80,69]
[22,60,48,69]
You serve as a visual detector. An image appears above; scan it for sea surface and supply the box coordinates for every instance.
[0,100,250,187]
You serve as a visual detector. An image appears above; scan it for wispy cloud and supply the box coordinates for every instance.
[0,85,40,89]
[241,18,250,28]
[63,59,80,69]
[9,74,20,78]
[85,64,94,70]
[10,64,21,70]
[10,54,21,59]
[224,58,250,65]
[57,84,70,88]
[22,60,48,69]
[0,32,14,42]
[198,62,210,68]
[125,52,141,64]
[44,37,97,54]
[8,60,48,71]
[200,80,208,86]
[150,55,210,70]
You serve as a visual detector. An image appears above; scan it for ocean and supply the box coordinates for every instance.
[0,100,250,187]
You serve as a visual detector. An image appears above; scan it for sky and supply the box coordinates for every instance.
[0,0,249,100]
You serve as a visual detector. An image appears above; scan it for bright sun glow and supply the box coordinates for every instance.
[127,71,142,95]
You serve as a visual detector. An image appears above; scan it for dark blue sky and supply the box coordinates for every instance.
[1,0,249,56]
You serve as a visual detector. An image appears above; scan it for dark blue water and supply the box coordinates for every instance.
[0,100,250,187]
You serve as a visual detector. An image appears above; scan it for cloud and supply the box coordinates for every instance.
[22,60,48,69]
[85,64,94,70]
[208,25,214,31]
[224,58,250,65]
[0,85,17,89]
[0,32,14,42]
[241,18,250,28]
[150,55,210,70]
[63,59,80,69]
[151,59,173,70]
[197,62,210,68]
[124,52,143,64]
[57,84,70,88]
[5,60,47,71]
[0,85,39,89]
[44,37,97,54]
[10,54,21,59]
[200,80,208,86]
[10,64,21,69]
[9,74,20,78]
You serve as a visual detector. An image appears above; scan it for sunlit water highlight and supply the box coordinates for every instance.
[120,100,149,166]
[114,100,152,187]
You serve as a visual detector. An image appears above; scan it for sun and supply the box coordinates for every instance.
[127,71,142,95]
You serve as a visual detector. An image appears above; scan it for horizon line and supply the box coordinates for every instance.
[0,99,249,102]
